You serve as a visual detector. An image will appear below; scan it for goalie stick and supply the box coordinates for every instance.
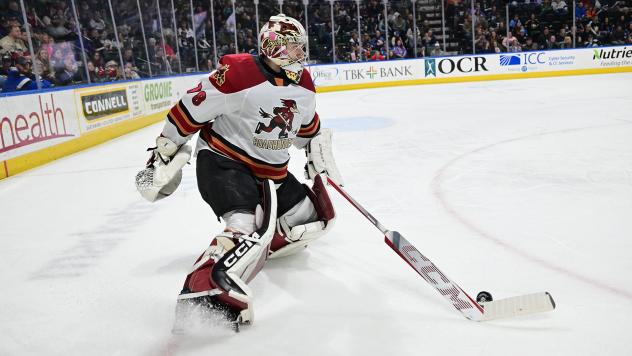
[325,177,555,321]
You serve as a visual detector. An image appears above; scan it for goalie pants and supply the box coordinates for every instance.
[196,149,307,219]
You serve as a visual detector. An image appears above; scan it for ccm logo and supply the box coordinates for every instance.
[402,245,473,310]
[223,240,255,268]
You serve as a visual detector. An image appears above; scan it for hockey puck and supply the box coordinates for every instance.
[476,291,493,303]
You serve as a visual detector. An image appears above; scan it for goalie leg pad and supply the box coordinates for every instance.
[178,180,277,324]
[269,174,336,259]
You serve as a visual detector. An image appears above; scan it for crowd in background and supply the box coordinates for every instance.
[448,0,632,53]
[1,0,631,92]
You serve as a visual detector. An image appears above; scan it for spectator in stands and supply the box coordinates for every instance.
[576,1,587,19]
[391,38,407,58]
[124,62,141,79]
[586,35,599,47]
[104,60,122,80]
[586,21,599,37]
[348,44,360,62]
[92,50,105,68]
[4,1,22,22]
[1,50,11,69]
[611,25,626,44]
[242,36,257,55]
[524,37,538,51]
[538,26,551,48]
[122,48,136,68]
[489,30,500,48]
[85,60,101,83]
[349,31,360,49]
[509,14,522,31]
[1,53,12,88]
[153,45,171,74]
[617,14,629,29]
[0,62,8,89]
[87,29,105,55]
[46,16,72,40]
[55,56,81,85]
[502,31,518,51]
[475,28,487,53]
[507,37,522,52]
[478,39,492,53]
[391,12,407,34]
[373,30,386,48]
[541,0,554,14]
[50,47,66,73]
[89,11,107,32]
[586,3,597,19]
[430,42,443,56]
[515,26,528,45]
[368,48,385,61]
[406,24,421,50]
[552,0,568,15]
[38,32,55,57]
[2,56,52,92]
[33,47,55,83]
[344,31,361,61]
[0,25,28,55]
[421,30,437,52]
[544,35,559,49]
[525,14,541,40]
[158,38,176,61]
[560,35,573,48]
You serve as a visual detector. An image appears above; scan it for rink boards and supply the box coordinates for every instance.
[311,45,632,91]
[1,46,631,179]
[0,75,202,179]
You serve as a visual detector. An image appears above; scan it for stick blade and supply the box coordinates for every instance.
[481,292,556,321]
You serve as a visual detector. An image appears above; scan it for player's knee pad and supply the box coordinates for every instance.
[179,180,278,324]
[269,174,336,259]
[222,206,264,235]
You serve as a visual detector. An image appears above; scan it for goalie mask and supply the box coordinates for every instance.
[259,14,307,83]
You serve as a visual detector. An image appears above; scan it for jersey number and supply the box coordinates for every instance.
[187,83,206,106]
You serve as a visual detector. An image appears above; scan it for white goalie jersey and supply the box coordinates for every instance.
[161,53,321,182]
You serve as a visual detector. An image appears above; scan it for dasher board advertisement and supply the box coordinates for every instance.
[0,91,80,160]
[75,85,141,133]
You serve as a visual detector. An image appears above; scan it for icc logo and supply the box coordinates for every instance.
[255,99,299,139]
[500,53,546,66]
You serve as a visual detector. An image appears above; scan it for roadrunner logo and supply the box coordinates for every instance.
[253,99,298,150]
[211,64,230,86]
[255,99,298,137]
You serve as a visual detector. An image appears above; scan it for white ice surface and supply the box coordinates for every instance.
[1,73,631,356]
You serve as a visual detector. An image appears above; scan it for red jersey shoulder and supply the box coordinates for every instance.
[209,54,266,93]
[297,68,316,92]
